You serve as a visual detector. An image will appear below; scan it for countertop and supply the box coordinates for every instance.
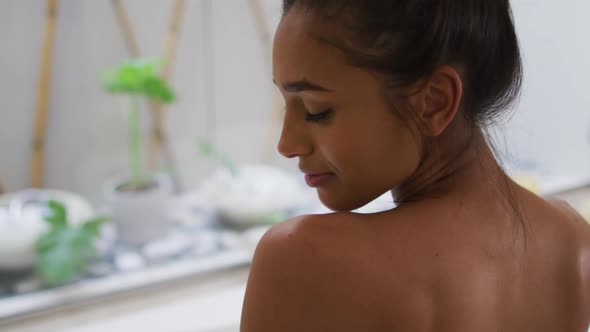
[2,183,590,332]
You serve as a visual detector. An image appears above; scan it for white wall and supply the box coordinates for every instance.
[0,0,588,203]
[0,0,285,203]
[504,0,590,179]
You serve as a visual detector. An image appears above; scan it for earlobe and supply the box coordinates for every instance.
[418,67,463,137]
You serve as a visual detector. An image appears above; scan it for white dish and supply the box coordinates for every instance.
[0,189,97,271]
[199,164,312,227]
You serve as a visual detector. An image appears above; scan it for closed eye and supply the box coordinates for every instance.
[304,109,333,123]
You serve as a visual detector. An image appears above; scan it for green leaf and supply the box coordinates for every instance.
[157,86,176,103]
[37,245,76,285]
[197,141,239,177]
[199,142,214,156]
[101,57,176,102]
[81,217,110,237]
[45,200,67,228]
[35,229,61,252]
[141,77,176,103]
[219,155,238,177]
[35,209,109,286]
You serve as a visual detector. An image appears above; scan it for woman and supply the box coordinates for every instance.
[241,1,590,331]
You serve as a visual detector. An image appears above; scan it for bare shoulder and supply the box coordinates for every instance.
[546,198,587,224]
[545,198,590,244]
[546,198,590,320]
[541,198,590,271]
[240,213,425,332]
[240,214,373,332]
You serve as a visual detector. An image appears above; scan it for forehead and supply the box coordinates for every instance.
[272,10,351,84]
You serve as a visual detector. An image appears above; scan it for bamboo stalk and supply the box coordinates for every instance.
[246,0,282,164]
[247,0,272,64]
[31,0,59,188]
[147,0,186,171]
[110,0,140,57]
[161,0,185,80]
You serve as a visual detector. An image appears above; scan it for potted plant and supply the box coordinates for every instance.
[102,58,176,246]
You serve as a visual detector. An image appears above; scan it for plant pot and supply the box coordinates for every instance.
[106,174,173,247]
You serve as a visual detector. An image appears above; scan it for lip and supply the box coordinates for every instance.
[304,173,334,187]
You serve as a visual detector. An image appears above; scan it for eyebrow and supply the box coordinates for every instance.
[274,79,334,93]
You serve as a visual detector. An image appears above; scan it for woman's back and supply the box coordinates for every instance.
[386,190,590,331]
[506,194,590,331]
[242,186,590,331]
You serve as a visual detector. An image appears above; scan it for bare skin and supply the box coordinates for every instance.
[240,7,590,332]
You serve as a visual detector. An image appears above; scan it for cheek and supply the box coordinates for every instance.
[315,125,421,211]
[310,109,422,211]
[386,127,422,172]
[341,123,421,186]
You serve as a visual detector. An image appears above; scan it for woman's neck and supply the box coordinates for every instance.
[391,126,509,205]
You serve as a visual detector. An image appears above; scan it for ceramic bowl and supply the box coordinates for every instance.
[0,189,96,271]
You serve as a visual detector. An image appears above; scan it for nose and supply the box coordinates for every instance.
[277,112,313,159]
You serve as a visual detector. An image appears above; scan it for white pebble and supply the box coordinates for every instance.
[142,233,192,262]
[14,277,43,294]
[114,251,145,271]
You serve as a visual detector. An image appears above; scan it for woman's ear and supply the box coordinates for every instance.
[409,66,463,136]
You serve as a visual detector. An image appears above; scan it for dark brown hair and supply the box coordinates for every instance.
[282,0,523,127]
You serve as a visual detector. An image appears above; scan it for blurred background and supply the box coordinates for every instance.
[0,1,589,331]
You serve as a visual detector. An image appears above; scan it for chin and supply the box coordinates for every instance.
[317,190,374,212]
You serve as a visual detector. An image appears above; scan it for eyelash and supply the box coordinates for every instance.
[304,109,333,123]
